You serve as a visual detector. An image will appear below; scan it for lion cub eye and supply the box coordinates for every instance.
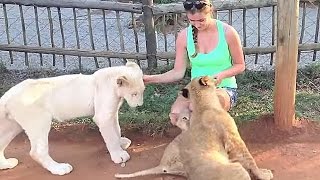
[132,93,137,97]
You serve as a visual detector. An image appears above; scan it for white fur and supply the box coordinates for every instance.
[0,62,145,175]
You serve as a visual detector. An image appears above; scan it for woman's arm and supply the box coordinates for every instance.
[214,23,245,83]
[143,28,188,84]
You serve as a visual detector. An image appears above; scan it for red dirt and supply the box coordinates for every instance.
[1,114,320,180]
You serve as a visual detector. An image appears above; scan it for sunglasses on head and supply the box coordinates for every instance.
[183,1,210,10]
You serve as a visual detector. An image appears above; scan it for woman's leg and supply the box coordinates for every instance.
[169,88,237,126]
[216,88,238,111]
[169,94,190,125]
[216,89,232,111]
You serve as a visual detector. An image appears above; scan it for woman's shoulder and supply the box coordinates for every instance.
[218,21,233,33]
[219,21,240,42]
[178,27,188,38]
[176,27,188,45]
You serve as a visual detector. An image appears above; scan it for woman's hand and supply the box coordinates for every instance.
[212,73,223,86]
[143,75,153,85]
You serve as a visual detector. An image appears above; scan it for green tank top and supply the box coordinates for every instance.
[186,20,237,88]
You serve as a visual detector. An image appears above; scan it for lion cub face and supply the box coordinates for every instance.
[117,62,145,107]
[181,76,218,105]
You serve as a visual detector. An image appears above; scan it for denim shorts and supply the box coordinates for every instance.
[220,87,238,108]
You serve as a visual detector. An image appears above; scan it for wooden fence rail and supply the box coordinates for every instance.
[0,0,142,13]
[1,42,319,59]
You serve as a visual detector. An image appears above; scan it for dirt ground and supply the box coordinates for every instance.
[1,115,320,180]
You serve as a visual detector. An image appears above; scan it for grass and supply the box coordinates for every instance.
[0,63,319,135]
[119,63,320,133]
[0,61,8,73]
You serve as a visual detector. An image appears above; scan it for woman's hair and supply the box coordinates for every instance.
[184,0,213,58]
[185,0,212,15]
[191,25,199,58]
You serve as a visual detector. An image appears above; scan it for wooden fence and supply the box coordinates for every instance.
[0,0,319,70]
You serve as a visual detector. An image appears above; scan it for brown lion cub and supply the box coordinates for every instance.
[179,76,273,180]
[115,76,273,180]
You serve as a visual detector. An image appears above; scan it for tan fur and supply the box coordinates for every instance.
[179,76,273,180]
[114,116,188,179]
[115,76,273,180]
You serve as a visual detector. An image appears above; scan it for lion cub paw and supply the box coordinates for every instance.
[110,150,130,164]
[120,137,132,150]
[257,168,273,180]
[0,158,19,169]
[48,163,73,175]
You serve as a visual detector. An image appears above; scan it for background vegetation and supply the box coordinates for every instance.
[0,62,319,135]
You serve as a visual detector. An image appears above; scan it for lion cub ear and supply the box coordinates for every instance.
[117,76,128,87]
[125,61,140,69]
[181,88,189,98]
[199,76,211,86]
[213,77,219,86]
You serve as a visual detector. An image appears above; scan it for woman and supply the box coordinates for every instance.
[143,0,245,125]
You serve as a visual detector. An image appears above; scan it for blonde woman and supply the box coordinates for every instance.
[143,0,245,125]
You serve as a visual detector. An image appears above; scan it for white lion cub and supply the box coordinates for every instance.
[0,61,145,175]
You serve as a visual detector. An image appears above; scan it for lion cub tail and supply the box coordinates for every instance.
[114,165,182,179]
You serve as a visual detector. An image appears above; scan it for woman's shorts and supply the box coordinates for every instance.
[221,87,238,108]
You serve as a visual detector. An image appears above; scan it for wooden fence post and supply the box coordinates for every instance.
[274,0,300,130]
[142,0,157,69]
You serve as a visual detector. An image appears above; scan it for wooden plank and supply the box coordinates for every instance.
[242,9,246,47]
[116,10,126,64]
[153,0,278,15]
[0,0,142,13]
[270,5,276,65]
[156,43,320,59]
[2,4,13,64]
[142,0,157,69]
[174,13,178,40]
[57,7,66,67]
[34,6,43,66]
[19,5,29,66]
[47,7,56,66]
[162,14,169,65]
[102,9,112,67]
[153,0,319,15]
[0,43,318,60]
[298,2,306,62]
[0,44,146,59]
[313,4,320,61]
[87,8,99,68]
[131,12,141,66]
[228,9,233,25]
[255,7,261,64]
[242,8,246,61]
[73,8,82,70]
[274,0,300,130]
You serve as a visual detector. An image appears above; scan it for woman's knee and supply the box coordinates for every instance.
[169,94,190,125]
[169,112,178,125]
[216,89,232,111]
[216,88,238,111]
[170,94,190,113]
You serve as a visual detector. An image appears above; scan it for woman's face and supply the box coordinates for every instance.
[187,12,211,31]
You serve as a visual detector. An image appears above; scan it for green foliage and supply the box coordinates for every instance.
[119,64,320,134]
[295,92,320,120]
[237,70,274,91]
[0,61,8,74]
[1,63,319,135]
